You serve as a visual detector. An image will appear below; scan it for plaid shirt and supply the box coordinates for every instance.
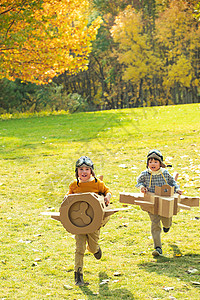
[136,168,180,193]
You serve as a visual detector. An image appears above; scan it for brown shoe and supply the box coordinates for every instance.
[94,247,102,260]
[74,268,89,286]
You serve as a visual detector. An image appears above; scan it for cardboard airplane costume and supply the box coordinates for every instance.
[42,192,128,234]
[120,184,199,218]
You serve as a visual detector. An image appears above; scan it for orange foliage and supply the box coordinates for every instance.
[0,0,102,84]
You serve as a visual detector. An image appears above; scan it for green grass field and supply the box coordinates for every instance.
[1,103,200,299]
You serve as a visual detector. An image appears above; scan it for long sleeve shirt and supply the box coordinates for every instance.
[67,177,111,196]
[136,168,180,193]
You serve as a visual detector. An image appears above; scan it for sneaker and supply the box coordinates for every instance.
[163,227,170,233]
[152,247,162,257]
[94,247,102,260]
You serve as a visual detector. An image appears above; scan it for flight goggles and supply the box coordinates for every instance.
[75,156,94,169]
[147,149,163,161]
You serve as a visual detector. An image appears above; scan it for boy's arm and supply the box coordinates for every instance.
[166,171,182,194]
[136,172,148,193]
[99,179,111,205]
[65,181,75,196]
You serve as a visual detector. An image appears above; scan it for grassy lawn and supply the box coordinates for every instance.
[0,103,200,300]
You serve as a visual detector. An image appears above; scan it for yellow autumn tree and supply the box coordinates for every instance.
[0,0,102,84]
[110,6,161,105]
[155,0,200,90]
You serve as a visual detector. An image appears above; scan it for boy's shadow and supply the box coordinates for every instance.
[138,243,200,280]
[80,271,134,299]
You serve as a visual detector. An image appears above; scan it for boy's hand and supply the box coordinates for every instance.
[141,187,148,193]
[104,195,110,206]
[177,190,183,195]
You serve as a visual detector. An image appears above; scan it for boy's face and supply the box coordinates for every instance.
[78,166,92,181]
[148,158,161,171]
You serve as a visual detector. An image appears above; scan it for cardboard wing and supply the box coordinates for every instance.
[180,195,199,207]
[120,192,157,215]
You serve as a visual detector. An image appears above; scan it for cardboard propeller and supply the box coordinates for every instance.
[42,192,129,234]
[120,184,199,218]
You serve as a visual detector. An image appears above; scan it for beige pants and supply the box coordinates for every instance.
[148,212,172,249]
[75,229,100,272]
[74,215,110,272]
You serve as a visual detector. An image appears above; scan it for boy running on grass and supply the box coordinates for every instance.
[136,149,182,257]
[65,156,111,286]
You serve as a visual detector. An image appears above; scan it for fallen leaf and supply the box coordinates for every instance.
[191,281,200,285]
[113,272,121,276]
[34,258,42,262]
[100,279,110,285]
[18,239,32,244]
[163,286,174,292]
[32,249,40,252]
[187,267,199,274]
[119,164,128,168]
[63,284,73,290]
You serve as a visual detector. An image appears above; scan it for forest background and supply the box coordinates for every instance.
[1,0,200,114]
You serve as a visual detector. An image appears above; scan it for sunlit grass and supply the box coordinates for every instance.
[0,103,200,299]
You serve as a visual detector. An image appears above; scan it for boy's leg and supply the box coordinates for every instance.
[74,234,89,286]
[75,234,87,272]
[86,229,100,254]
[161,216,172,232]
[148,212,162,249]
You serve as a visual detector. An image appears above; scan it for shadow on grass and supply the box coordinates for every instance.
[138,243,200,284]
[80,271,134,299]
